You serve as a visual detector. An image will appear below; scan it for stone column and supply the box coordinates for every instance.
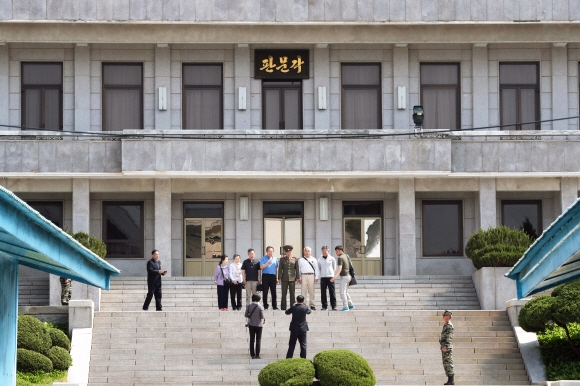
[398,178,416,276]
[234,45,251,130]
[74,44,91,132]
[314,45,330,130]
[479,178,496,231]
[560,177,578,214]
[155,44,171,131]
[472,44,489,129]
[155,178,172,276]
[0,44,8,131]
[393,45,410,130]
[0,258,18,386]
[552,44,568,131]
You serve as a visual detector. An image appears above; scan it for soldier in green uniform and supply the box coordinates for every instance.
[278,245,299,311]
[440,310,454,385]
[60,277,72,306]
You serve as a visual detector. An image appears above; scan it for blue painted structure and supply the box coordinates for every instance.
[0,186,120,386]
[506,197,580,299]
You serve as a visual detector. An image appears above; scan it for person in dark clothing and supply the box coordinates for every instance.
[285,295,311,359]
[142,250,166,311]
[245,294,265,359]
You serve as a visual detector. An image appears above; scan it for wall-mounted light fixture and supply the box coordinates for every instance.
[319,197,328,221]
[158,87,167,111]
[397,86,406,110]
[238,87,247,110]
[240,196,249,221]
[317,87,327,110]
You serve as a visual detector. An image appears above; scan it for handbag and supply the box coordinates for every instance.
[256,283,263,291]
[345,254,357,286]
[220,266,232,287]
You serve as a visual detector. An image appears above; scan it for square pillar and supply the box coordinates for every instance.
[560,177,578,214]
[472,44,489,129]
[155,44,171,131]
[552,44,568,131]
[0,44,8,131]
[155,178,172,276]
[398,178,416,276]
[393,45,410,130]
[479,178,496,231]
[234,45,251,130]
[314,45,330,130]
[74,44,91,132]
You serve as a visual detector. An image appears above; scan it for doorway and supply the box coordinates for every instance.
[263,202,303,257]
[262,81,302,130]
[183,202,223,277]
[343,202,383,275]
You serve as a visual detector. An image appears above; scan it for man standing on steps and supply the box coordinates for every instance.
[278,245,299,310]
[317,246,337,311]
[242,248,262,306]
[331,245,354,311]
[297,246,319,310]
[285,295,311,359]
[440,310,455,385]
[259,246,279,310]
[143,250,166,311]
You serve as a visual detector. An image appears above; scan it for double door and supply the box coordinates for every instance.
[264,218,302,257]
[344,217,382,275]
[263,81,302,130]
[184,218,223,276]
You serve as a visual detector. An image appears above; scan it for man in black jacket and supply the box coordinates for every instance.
[142,250,166,311]
[285,295,311,359]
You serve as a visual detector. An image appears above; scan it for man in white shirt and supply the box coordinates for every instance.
[317,246,337,311]
[297,246,319,310]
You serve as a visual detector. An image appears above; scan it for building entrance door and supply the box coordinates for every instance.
[264,218,303,257]
[343,202,383,276]
[262,81,302,130]
[184,218,223,276]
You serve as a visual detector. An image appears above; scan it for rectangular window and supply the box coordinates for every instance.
[341,64,381,130]
[501,200,542,239]
[21,62,63,130]
[183,64,223,130]
[499,63,540,130]
[102,63,143,131]
[262,81,302,130]
[420,63,460,130]
[183,202,224,218]
[27,201,64,228]
[102,202,144,258]
[422,201,463,257]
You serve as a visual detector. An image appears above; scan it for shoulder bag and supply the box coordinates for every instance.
[345,254,357,286]
[220,266,232,287]
[245,303,259,328]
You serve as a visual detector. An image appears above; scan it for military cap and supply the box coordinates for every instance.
[283,245,293,252]
[443,310,452,317]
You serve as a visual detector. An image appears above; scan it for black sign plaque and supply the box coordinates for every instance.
[254,50,310,79]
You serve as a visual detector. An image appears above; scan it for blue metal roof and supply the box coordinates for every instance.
[0,185,120,289]
[506,197,580,298]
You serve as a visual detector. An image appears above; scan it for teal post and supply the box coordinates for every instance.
[0,258,18,386]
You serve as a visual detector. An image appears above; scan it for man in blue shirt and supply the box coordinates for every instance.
[259,246,279,310]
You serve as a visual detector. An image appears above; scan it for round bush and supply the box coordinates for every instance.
[518,295,555,333]
[46,346,73,370]
[17,315,52,354]
[17,348,53,372]
[258,358,315,386]
[313,350,376,386]
[465,226,532,269]
[49,328,71,352]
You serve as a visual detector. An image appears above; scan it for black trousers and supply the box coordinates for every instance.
[286,331,307,359]
[320,277,336,308]
[230,283,242,309]
[262,274,277,309]
[143,284,162,310]
[217,285,229,309]
[248,326,262,357]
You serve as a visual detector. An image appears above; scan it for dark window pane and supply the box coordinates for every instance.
[502,201,542,239]
[22,63,62,85]
[184,89,221,130]
[520,88,537,130]
[343,89,379,130]
[264,202,303,217]
[104,89,141,131]
[44,88,60,130]
[420,64,459,85]
[422,88,457,130]
[499,64,538,85]
[106,241,142,257]
[103,202,143,258]
[24,89,41,129]
[283,89,300,131]
[501,88,517,128]
[422,201,463,256]
[184,202,224,218]
[103,64,142,86]
[27,201,63,228]
[264,88,281,130]
[343,202,382,216]
[183,65,222,86]
[342,65,380,86]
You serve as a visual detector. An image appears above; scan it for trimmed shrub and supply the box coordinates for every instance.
[465,226,532,269]
[313,350,376,386]
[258,358,315,386]
[46,346,72,371]
[48,328,71,352]
[17,315,51,354]
[69,231,107,259]
[537,323,580,380]
[16,348,53,373]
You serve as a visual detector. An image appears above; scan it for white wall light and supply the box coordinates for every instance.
[158,87,167,111]
[319,197,329,221]
[238,87,247,110]
[240,196,249,221]
[317,87,327,110]
[397,86,406,110]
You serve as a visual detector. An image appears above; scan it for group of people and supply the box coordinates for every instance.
[213,244,356,312]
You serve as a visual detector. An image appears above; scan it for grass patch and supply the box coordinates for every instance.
[537,323,580,380]
[16,370,67,385]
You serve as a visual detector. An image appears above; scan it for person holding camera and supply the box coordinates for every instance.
[245,294,265,359]
[142,249,167,311]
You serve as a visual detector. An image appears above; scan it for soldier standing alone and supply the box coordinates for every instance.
[59,277,72,306]
[278,245,299,311]
[440,310,454,385]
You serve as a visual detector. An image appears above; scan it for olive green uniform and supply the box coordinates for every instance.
[60,277,72,306]
[440,321,454,376]
[279,256,299,310]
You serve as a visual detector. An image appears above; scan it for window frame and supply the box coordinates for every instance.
[419,62,461,131]
[21,62,64,131]
[340,63,382,130]
[501,199,543,235]
[263,201,304,218]
[182,63,224,130]
[102,62,144,131]
[499,62,540,131]
[261,80,303,130]
[102,201,145,259]
[421,200,464,257]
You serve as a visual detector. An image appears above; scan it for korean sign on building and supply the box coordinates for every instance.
[254,50,310,79]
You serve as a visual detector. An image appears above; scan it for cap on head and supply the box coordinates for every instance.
[443,310,452,317]
[335,245,344,251]
[283,245,293,252]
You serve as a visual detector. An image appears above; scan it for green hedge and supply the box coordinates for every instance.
[537,323,580,380]
[46,346,72,371]
[258,358,315,386]
[465,226,532,269]
[69,231,107,259]
[17,315,52,354]
[16,349,53,373]
[48,328,71,352]
[313,350,376,386]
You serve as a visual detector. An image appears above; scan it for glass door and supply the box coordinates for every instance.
[262,81,302,130]
[343,217,382,275]
[184,218,223,276]
[264,218,303,257]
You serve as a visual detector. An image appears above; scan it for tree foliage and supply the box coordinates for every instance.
[69,231,107,259]
[465,226,532,269]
